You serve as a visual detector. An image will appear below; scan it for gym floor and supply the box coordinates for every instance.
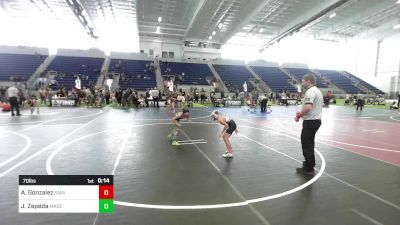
[0,105,399,225]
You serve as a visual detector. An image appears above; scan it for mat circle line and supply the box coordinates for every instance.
[390,115,400,122]
[0,109,103,126]
[0,131,32,168]
[46,122,325,209]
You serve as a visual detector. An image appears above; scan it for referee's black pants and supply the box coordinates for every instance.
[301,120,321,170]
[9,97,20,116]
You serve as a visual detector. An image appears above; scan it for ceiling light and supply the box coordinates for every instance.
[158,17,162,23]
[393,24,400,30]
[259,28,264,33]
[329,13,336,18]
[156,26,160,33]
[397,0,400,4]
[218,23,223,29]
[212,31,216,36]
[208,36,212,40]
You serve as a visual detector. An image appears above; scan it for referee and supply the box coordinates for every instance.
[7,84,21,116]
[294,74,323,175]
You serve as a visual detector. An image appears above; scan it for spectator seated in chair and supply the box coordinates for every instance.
[376,95,385,105]
[247,97,256,112]
[187,95,194,108]
[389,101,399,110]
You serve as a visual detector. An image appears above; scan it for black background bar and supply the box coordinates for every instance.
[19,175,113,185]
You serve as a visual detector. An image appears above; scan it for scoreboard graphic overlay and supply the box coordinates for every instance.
[19,175,114,213]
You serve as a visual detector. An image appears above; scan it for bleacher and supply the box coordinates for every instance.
[109,59,156,90]
[213,64,254,92]
[317,70,364,94]
[0,53,46,81]
[0,52,384,95]
[251,66,297,93]
[160,61,211,85]
[344,71,384,95]
[46,56,104,89]
[284,68,328,88]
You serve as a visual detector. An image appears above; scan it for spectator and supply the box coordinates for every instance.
[200,88,206,103]
[235,88,239,100]
[0,86,6,102]
[105,90,110,105]
[390,101,399,110]
[138,95,145,108]
[356,96,364,111]
[151,87,160,108]
[115,89,123,106]
[142,89,149,107]
[398,94,400,108]
[259,94,268,112]
[47,88,53,107]
[18,89,26,108]
[187,95,194,108]
[243,81,248,95]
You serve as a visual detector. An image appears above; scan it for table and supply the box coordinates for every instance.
[224,100,242,107]
[51,98,76,107]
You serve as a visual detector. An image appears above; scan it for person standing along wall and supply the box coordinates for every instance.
[259,94,268,112]
[356,94,364,111]
[243,81,248,97]
[151,87,160,108]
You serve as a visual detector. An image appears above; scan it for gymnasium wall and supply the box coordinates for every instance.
[55,48,105,58]
[139,39,183,58]
[346,34,400,95]
[0,45,48,55]
[375,34,400,96]
[139,39,221,60]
